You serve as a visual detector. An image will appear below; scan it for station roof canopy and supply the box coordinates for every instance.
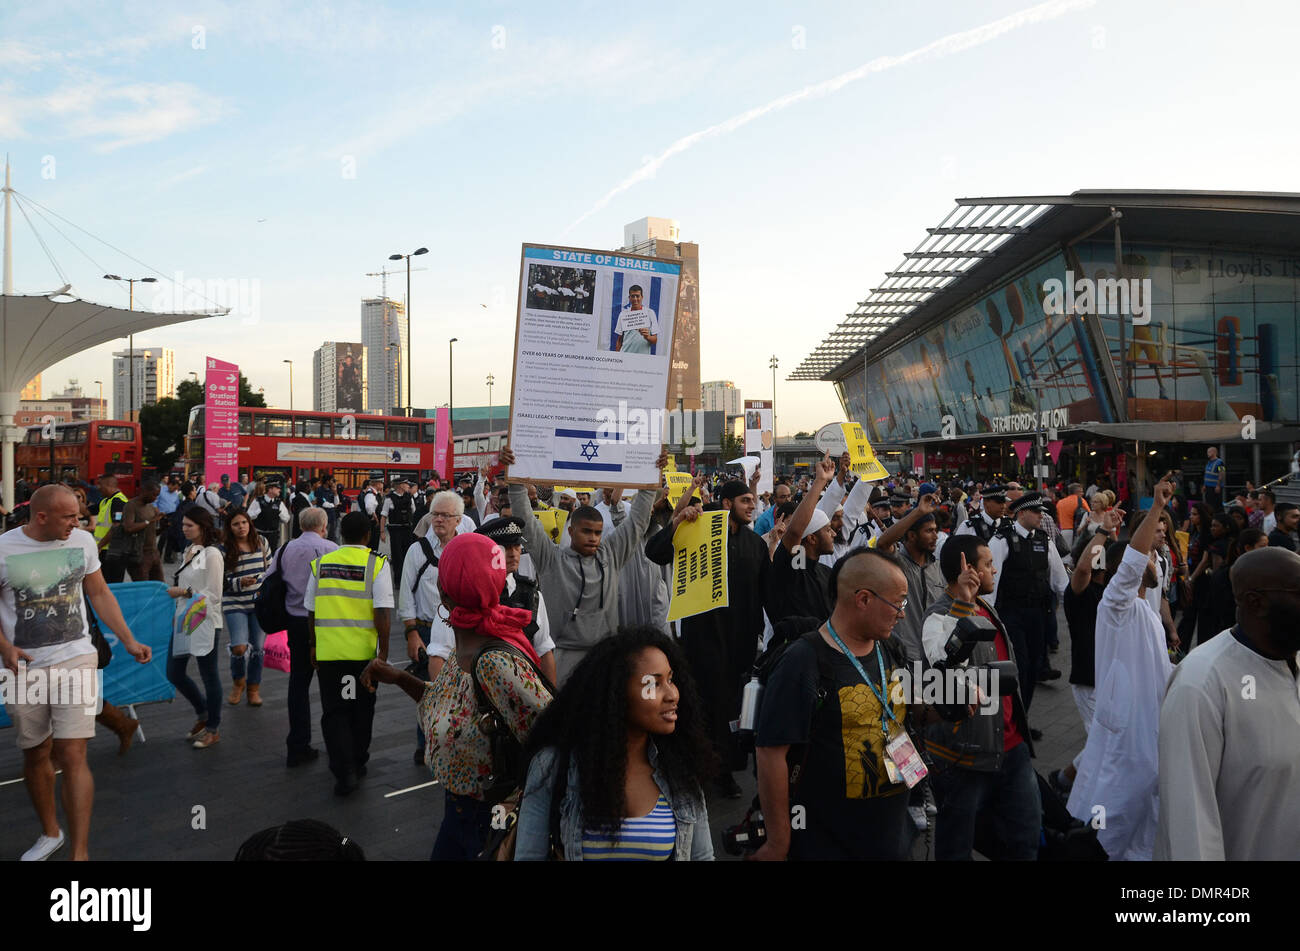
[792,189,1300,383]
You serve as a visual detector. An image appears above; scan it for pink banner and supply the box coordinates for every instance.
[1012,440,1032,465]
[204,357,240,485]
[912,452,925,475]
[433,407,452,480]
[1046,440,1064,464]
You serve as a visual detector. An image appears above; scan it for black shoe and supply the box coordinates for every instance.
[334,773,359,796]
[413,748,426,767]
[356,764,368,778]
[287,747,320,767]
[1049,768,1073,800]
[1036,668,1062,683]
[715,774,743,799]
[1029,728,1044,741]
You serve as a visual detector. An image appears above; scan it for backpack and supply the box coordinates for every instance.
[254,547,292,634]
[469,642,555,805]
[410,537,438,594]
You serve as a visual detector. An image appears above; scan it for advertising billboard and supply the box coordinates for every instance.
[334,342,364,413]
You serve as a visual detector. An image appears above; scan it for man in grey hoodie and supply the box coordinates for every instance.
[499,445,666,684]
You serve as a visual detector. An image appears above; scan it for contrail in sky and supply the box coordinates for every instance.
[564,0,1096,235]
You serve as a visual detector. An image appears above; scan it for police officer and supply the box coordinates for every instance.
[380,478,416,585]
[359,476,384,552]
[988,491,1068,718]
[92,474,128,551]
[475,516,557,684]
[955,484,1008,542]
[248,481,291,553]
[304,511,394,796]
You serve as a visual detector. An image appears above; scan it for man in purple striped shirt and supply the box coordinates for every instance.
[278,507,337,767]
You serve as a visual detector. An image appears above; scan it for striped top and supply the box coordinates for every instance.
[221,539,270,614]
[581,795,676,861]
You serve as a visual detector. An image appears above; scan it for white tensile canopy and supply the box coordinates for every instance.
[0,291,227,506]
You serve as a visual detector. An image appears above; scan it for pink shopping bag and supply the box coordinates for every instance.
[263,630,291,673]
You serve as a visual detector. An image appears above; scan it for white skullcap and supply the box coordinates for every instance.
[805,509,831,537]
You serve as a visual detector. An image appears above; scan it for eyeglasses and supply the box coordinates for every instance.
[431,511,459,520]
[862,588,907,616]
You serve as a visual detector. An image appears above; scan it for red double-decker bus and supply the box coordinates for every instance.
[17,420,143,495]
[185,406,459,489]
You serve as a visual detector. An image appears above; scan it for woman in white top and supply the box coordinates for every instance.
[166,506,227,749]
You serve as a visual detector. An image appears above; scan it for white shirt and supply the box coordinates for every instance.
[194,489,224,518]
[303,544,395,611]
[398,529,455,627]
[248,497,291,525]
[425,574,554,661]
[1155,631,1300,860]
[954,510,1000,538]
[362,491,380,517]
[1144,547,1169,619]
[1263,511,1277,534]
[987,520,1068,603]
[0,527,100,668]
[1067,544,1173,861]
[613,306,660,355]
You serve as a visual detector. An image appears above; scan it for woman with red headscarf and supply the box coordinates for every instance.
[363,532,553,860]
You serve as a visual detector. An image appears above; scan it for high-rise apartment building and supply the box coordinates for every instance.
[360,298,406,414]
[313,342,368,413]
[111,347,174,419]
[701,380,742,417]
[619,217,700,411]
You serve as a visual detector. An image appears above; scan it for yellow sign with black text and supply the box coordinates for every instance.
[841,422,890,482]
[667,510,729,622]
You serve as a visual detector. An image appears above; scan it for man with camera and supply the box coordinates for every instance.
[921,534,1040,860]
[751,548,919,861]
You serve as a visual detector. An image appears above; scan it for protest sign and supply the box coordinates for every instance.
[536,508,569,544]
[666,510,729,622]
[508,244,680,489]
[841,422,890,481]
[665,471,694,505]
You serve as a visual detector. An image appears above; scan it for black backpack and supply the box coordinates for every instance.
[254,547,292,634]
[469,642,555,805]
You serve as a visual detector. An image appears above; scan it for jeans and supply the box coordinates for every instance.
[225,610,267,684]
[932,741,1041,860]
[317,659,377,783]
[285,614,316,754]
[167,648,223,731]
[431,790,494,861]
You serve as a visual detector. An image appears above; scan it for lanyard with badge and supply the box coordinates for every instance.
[824,619,928,788]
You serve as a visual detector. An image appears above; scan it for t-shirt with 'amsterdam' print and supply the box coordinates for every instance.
[0,527,100,668]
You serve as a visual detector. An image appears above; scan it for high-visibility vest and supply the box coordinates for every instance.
[310,545,385,661]
[93,492,128,542]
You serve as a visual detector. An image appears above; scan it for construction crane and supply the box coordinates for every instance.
[365,265,427,300]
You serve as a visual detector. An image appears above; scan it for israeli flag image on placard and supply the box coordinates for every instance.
[554,428,625,473]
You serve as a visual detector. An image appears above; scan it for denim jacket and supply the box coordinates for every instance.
[514,741,714,861]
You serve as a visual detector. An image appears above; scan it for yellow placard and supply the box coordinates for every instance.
[1174,530,1189,563]
[667,510,729,622]
[536,508,569,544]
[664,455,677,474]
[841,422,890,482]
[665,472,694,506]
[554,485,595,498]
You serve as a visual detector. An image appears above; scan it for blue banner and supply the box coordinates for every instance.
[0,581,177,729]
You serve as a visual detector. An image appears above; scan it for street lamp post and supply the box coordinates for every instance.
[93,380,103,414]
[103,274,157,420]
[449,338,458,424]
[389,247,429,417]
[769,355,779,438]
[486,373,494,430]
[283,359,294,411]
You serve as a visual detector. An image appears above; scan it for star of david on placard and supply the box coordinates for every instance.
[579,440,599,461]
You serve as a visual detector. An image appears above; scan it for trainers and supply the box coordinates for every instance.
[192,730,220,749]
[21,830,65,862]
[185,719,206,741]
[286,747,320,768]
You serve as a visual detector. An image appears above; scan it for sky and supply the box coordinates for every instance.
[4,0,1300,436]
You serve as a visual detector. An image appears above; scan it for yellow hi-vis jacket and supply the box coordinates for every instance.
[94,492,128,543]
[310,546,385,661]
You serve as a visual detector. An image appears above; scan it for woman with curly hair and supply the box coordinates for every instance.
[513,626,716,861]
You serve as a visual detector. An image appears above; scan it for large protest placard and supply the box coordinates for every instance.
[666,510,729,622]
[508,244,680,489]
